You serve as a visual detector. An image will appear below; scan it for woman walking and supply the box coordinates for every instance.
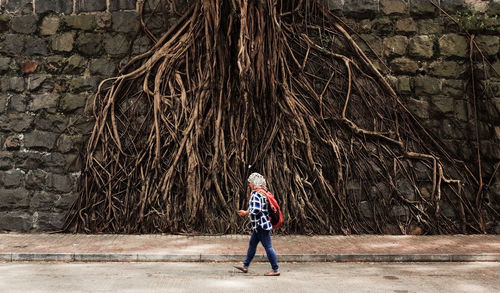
[234,173,280,276]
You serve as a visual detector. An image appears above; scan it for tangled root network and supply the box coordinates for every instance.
[64,0,497,234]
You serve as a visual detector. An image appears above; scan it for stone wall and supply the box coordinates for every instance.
[0,0,499,232]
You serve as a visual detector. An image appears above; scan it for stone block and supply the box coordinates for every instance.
[60,93,87,112]
[474,35,500,56]
[0,151,14,170]
[27,74,48,92]
[30,191,60,210]
[0,57,12,74]
[391,205,409,217]
[0,34,25,56]
[439,34,468,57]
[328,0,343,11]
[48,173,73,193]
[64,54,87,74]
[132,36,152,55]
[76,33,103,55]
[110,0,137,11]
[0,113,34,132]
[63,15,97,31]
[55,192,79,210]
[56,134,83,153]
[42,152,67,173]
[104,34,130,57]
[440,0,467,13]
[371,17,393,34]
[0,169,24,188]
[390,57,418,74]
[397,76,412,94]
[28,93,60,113]
[112,12,140,33]
[442,79,464,97]
[1,76,25,93]
[96,13,112,29]
[63,153,83,172]
[0,188,30,208]
[26,169,48,190]
[431,96,454,114]
[4,0,33,14]
[36,0,73,14]
[417,19,443,34]
[383,36,408,56]
[439,199,456,219]
[410,0,437,16]
[8,94,27,112]
[408,35,434,58]
[0,212,32,232]
[24,130,58,150]
[380,0,408,15]
[35,212,65,230]
[395,18,417,34]
[407,97,430,119]
[52,32,75,52]
[355,34,383,57]
[414,76,441,95]
[40,16,60,36]
[10,15,38,34]
[68,76,98,93]
[76,0,107,13]
[359,201,373,218]
[396,179,416,201]
[344,0,379,17]
[25,38,49,56]
[0,14,10,32]
[428,60,466,78]
[34,113,69,133]
[90,58,117,76]
[14,151,43,170]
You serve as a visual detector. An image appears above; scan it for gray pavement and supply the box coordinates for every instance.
[0,233,499,263]
[0,262,499,293]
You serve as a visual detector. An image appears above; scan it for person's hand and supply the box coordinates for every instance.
[238,210,248,216]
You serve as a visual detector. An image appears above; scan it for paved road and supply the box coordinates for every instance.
[0,262,499,293]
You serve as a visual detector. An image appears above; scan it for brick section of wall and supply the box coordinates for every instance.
[0,0,499,232]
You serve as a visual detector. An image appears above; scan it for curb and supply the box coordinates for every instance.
[1,253,499,262]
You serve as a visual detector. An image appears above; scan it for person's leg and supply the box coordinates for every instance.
[258,228,279,272]
[242,229,260,268]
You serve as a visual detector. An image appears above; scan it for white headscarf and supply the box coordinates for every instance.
[247,172,267,188]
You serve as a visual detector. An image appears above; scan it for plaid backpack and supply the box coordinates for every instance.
[255,188,283,229]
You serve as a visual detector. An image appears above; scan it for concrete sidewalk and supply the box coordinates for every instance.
[0,233,499,263]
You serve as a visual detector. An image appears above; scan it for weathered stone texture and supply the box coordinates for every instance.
[439,34,468,57]
[380,0,408,15]
[64,15,98,31]
[112,12,140,33]
[0,212,32,231]
[110,0,137,11]
[76,0,107,13]
[408,35,434,58]
[10,15,38,34]
[0,188,30,208]
[52,32,75,52]
[24,130,58,150]
[36,0,73,14]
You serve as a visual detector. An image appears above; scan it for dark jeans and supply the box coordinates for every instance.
[243,227,279,271]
